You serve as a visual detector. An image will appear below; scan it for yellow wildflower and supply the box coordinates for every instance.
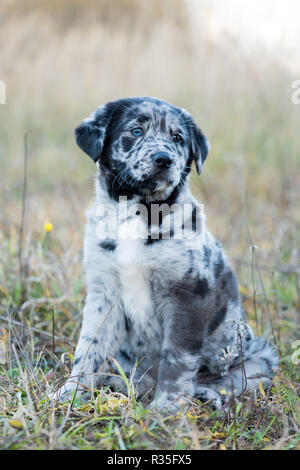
[44,222,53,233]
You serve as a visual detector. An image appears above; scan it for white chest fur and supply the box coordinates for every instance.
[115,217,153,327]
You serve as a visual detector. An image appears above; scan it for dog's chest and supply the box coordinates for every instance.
[112,214,189,335]
[115,233,154,328]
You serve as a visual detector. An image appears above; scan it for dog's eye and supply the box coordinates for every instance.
[131,127,143,137]
[172,134,183,144]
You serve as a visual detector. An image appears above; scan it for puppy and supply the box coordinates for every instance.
[53,97,279,411]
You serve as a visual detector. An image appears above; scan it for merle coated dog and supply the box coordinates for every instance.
[52,97,279,411]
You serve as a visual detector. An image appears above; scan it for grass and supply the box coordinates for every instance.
[0,302,299,451]
[0,0,300,450]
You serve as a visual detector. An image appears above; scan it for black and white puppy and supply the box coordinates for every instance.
[53,97,279,411]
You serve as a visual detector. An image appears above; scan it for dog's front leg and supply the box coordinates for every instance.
[51,294,126,402]
[150,294,205,413]
[151,293,222,413]
[152,348,201,413]
[152,349,222,412]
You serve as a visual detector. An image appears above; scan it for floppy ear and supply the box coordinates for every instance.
[74,104,113,162]
[190,122,210,175]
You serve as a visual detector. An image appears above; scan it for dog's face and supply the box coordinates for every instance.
[75,97,209,200]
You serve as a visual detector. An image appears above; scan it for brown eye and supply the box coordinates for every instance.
[172,134,183,144]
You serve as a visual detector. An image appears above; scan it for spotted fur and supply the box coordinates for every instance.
[52,97,279,411]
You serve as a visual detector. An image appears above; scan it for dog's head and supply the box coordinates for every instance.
[75,97,210,200]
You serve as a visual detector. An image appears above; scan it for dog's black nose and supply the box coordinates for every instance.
[152,152,173,168]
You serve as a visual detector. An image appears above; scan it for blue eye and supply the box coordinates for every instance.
[131,127,143,137]
[172,134,183,144]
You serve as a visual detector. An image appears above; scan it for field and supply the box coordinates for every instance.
[0,0,300,450]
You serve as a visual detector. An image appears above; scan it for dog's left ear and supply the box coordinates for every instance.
[74,103,113,162]
[190,122,210,175]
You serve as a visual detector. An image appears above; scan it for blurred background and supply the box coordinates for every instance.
[0,0,299,342]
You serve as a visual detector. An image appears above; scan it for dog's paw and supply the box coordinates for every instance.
[48,381,87,404]
[149,393,189,414]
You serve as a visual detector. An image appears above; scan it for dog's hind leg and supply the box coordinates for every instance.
[196,337,279,404]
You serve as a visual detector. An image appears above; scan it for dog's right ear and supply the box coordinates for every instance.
[74,104,113,162]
